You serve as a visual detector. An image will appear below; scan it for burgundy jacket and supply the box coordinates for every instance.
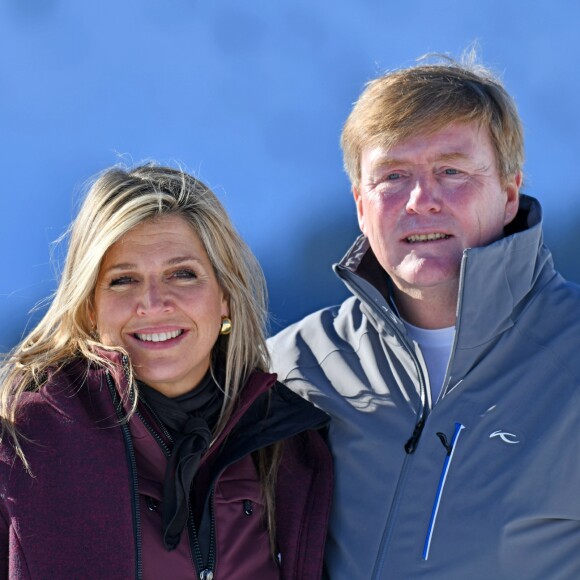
[0,351,332,579]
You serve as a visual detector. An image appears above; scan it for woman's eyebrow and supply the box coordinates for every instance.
[165,256,202,266]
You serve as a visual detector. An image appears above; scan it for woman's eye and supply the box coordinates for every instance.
[110,276,134,287]
[172,269,197,280]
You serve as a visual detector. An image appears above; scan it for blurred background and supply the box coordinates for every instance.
[2,0,580,350]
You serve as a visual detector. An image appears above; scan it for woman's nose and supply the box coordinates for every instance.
[136,281,173,315]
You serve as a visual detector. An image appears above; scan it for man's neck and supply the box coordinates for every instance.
[392,283,458,329]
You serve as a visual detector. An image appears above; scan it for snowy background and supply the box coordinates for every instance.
[2,0,580,350]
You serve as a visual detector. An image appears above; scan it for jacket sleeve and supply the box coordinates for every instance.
[0,440,23,580]
[275,430,333,580]
[0,501,8,580]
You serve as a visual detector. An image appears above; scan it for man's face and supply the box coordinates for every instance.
[353,122,521,297]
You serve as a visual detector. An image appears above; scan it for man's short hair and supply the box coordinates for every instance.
[340,54,524,188]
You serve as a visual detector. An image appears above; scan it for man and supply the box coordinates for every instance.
[269,56,580,579]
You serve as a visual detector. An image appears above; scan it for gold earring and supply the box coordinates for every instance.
[220,317,232,335]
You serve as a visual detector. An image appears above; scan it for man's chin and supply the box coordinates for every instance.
[393,263,461,292]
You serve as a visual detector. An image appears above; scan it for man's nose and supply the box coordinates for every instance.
[405,176,441,214]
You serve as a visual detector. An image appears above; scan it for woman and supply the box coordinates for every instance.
[0,164,332,579]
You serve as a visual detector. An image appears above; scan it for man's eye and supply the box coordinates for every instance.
[110,276,134,287]
[443,168,460,175]
[386,172,403,180]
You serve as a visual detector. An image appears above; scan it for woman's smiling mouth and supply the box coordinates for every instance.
[134,329,184,342]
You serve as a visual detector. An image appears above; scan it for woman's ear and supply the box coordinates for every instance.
[220,291,230,319]
[86,301,96,329]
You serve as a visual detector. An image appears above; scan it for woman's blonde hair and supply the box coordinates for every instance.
[341,54,525,189]
[1,164,280,541]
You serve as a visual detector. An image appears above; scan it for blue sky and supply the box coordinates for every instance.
[2,0,580,349]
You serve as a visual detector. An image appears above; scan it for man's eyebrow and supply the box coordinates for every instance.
[436,151,471,162]
[371,151,470,168]
[369,156,406,169]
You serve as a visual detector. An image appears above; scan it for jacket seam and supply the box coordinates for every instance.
[510,323,580,395]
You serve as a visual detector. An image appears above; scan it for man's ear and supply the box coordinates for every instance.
[353,185,366,234]
[503,171,522,226]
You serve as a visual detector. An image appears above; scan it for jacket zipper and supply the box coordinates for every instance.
[105,368,143,580]
[395,309,429,453]
[340,270,430,452]
[137,400,173,455]
[422,422,465,560]
[337,265,438,578]
[188,490,216,579]
[437,251,468,402]
[370,453,412,580]
[337,245,473,574]
[136,399,217,579]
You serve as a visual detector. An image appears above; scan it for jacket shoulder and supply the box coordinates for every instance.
[2,359,117,445]
[515,273,580,388]
[268,297,367,378]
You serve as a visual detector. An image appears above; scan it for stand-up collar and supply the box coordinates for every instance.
[454,195,553,348]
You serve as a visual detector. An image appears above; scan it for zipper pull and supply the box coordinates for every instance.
[436,423,466,456]
[436,432,453,455]
[243,499,253,516]
[199,570,214,580]
[404,416,426,454]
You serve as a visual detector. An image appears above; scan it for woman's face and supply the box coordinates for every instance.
[93,215,229,397]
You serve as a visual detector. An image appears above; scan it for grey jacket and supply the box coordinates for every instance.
[269,195,580,580]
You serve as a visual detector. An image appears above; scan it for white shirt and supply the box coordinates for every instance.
[402,321,455,405]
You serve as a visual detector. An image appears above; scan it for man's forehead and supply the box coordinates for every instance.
[363,122,490,166]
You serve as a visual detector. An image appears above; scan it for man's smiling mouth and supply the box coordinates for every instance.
[134,329,184,342]
[406,233,450,243]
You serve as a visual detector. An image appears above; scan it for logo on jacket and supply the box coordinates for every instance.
[489,429,520,444]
